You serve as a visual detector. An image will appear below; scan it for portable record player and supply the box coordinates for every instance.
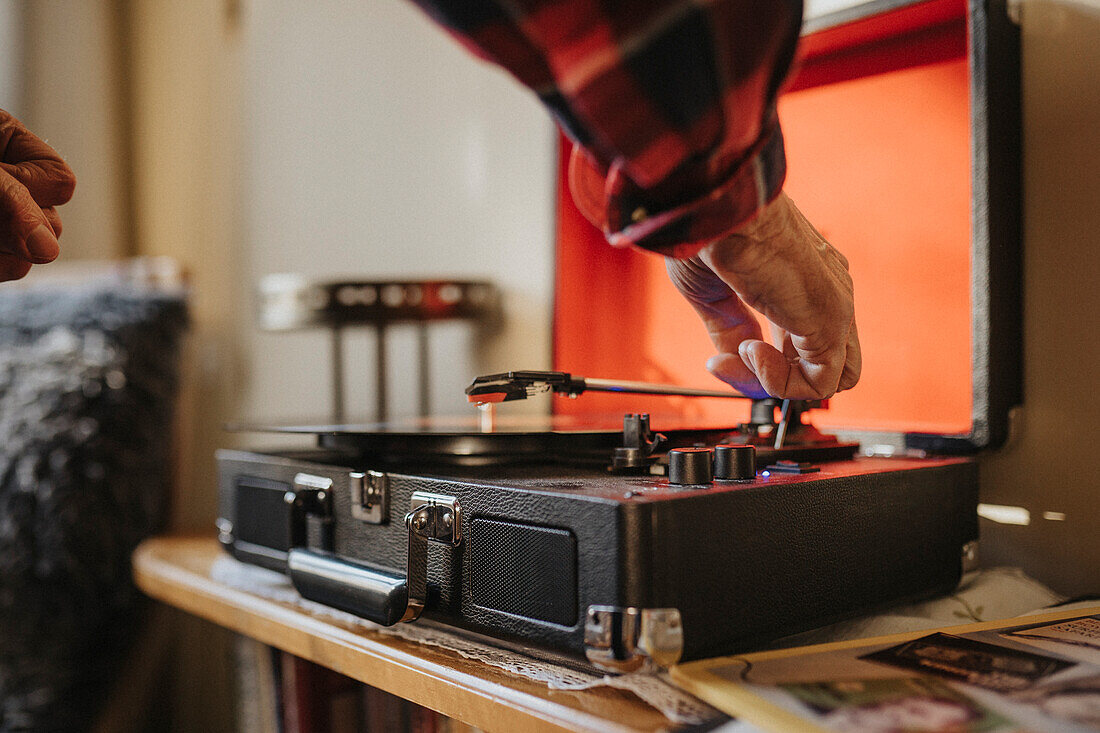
[217,0,1021,672]
[217,372,979,670]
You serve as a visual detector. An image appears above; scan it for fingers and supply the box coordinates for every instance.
[0,169,62,263]
[0,111,73,282]
[667,256,768,397]
[0,159,75,209]
[0,252,33,282]
[683,193,862,400]
[696,293,769,396]
[738,315,860,399]
[738,340,794,396]
[739,338,846,400]
[0,113,75,207]
[705,352,768,398]
[42,206,62,237]
[838,317,861,392]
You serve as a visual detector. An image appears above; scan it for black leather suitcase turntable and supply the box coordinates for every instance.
[217,0,1021,672]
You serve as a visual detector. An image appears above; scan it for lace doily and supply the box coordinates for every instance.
[210,555,720,725]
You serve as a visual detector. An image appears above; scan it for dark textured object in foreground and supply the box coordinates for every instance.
[0,278,187,732]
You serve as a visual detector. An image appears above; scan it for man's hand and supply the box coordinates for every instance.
[0,110,75,282]
[666,192,860,400]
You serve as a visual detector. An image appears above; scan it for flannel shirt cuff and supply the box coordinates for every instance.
[568,119,788,260]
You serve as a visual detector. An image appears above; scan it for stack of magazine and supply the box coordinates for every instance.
[672,606,1100,732]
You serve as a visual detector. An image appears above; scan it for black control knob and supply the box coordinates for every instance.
[668,448,714,486]
[715,444,756,481]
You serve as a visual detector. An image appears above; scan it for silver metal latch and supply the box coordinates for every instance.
[585,606,683,672]
[349,470,388,524]
[407,491,461,545]
[400,491,462,622]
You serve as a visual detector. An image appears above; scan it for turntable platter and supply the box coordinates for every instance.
[229,414,743,467]
[228,413,858,468]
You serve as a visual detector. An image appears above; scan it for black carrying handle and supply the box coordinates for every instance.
[285,500,443,626]
[287,549,412,626]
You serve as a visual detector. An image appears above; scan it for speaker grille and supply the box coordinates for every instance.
[470,518,577,626]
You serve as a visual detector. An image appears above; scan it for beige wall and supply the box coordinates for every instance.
[237,0,556,426]
[125,2,244,729]
[0,3,22,110]
[979,0,1100,596]
[20,0,130,261]
[127,0,248,534]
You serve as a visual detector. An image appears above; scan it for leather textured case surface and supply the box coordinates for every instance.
[219,449,977,661]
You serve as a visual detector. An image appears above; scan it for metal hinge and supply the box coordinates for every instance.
[585,606,683,673]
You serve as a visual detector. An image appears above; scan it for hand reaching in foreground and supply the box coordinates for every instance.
[666,192,860,400]
[0,109,75,282]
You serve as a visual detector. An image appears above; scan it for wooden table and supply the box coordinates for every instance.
[133,536,686,733]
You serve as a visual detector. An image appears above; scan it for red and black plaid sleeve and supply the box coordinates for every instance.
[409,0,803,258]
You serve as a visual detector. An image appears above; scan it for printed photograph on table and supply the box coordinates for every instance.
[669,608,1100,733]
[860,633,1075,692]
[1006,673,1100,729]
[780,677,1015,732]
[1001,615,1100,666]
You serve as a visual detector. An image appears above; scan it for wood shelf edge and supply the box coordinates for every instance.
[133,535,668,733]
